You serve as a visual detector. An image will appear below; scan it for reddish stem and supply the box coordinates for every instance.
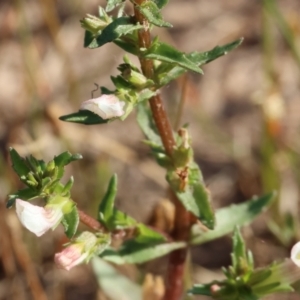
[133,3,193,299]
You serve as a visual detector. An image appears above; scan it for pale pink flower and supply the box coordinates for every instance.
[291,242,300,267]
[80,94,125,119]
[54,244,88,271]
[16,199,63,237]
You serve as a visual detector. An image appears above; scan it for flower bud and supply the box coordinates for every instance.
[80,14,111,34]
[80,94,125,119]
[55,232,111,271]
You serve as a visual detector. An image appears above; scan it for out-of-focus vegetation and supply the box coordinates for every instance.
[1,0,300,299]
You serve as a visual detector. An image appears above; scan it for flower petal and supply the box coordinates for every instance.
[291,242,300,267]
[16,199,63,237]
[80,94,125,119]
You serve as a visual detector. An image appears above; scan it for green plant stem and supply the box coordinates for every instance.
[133,2,193,299]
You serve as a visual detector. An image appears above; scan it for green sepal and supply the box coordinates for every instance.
[9,148,30,178]
[232,227,249,275]
[98,174,118,230]
[59,110,110,125]
[93,17,143,48]
[190,193,275,245]
[61,205,79,238]
[143,40,204,74]
[100,240,186,264]
[136,1,172,28]
[61,176,74,197]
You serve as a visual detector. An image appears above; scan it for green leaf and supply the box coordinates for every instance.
[54,152,82,168]
[95,17,143,48]
[155,38,243,87]
[135,223,166,243]
[100,240,186,264]
[187,38,243,66]
[110,209,137,229]
[9,148,30,178]
[7,188,39,208]
[136,1,172,28]
[143,40,203,74]
[113,38,139,55]
[188,284,214,296]
[106,0,125,12]
[59,110,109,125]
[170,182,215,229]
[98,174,118,229]
[153,0,169,8]
[84,30,99,48]
[61,206,79,238]
[190,193,275,245]
[54,152,82,180]
[136,103,162,146]
[92,258,142,300]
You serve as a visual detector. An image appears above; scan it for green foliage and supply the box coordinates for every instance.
[59,110,109,125]
[100,240,186,264]
[135,1,172,28]
[143,39,204,74]
[7,148,82,208]
[106,0,125,12]
[85,16,143,48]
[190,193,275,245]
[189,228,294,299]
[155,38,243,87]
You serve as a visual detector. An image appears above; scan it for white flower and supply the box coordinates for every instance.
[291,242,300,267]
[16,199,63,237]
[80,94,125,119]
[54,244,88,271]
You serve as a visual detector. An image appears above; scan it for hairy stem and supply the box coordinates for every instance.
[133,2,192,299]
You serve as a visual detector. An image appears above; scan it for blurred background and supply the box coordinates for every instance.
[1,0,300,299]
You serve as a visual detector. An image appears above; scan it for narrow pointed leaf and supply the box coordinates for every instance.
[170,180,215,229]
[187,38,243,66]
[156,38,243,87]
[191,193,275,245]
[59,110,109,125]
[136,103,162,146]
[136,1,172,28]
[143,41,203,74]
[9,148,30,178]
[98,174,118,229]
[100,240,186,264]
